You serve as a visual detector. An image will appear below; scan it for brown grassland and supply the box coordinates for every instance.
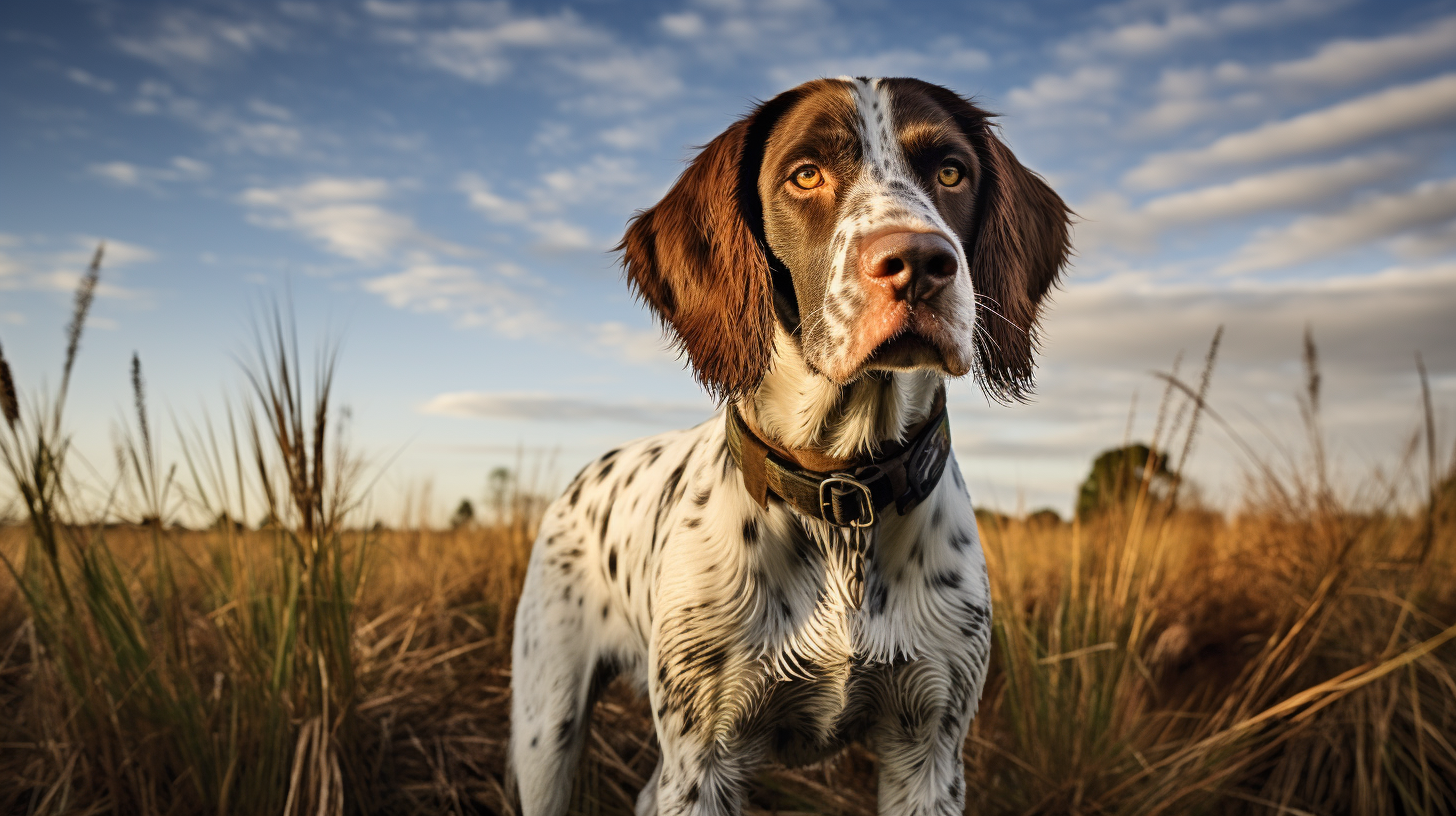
[0,250,1453,815]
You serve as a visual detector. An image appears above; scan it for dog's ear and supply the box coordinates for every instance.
[618,100,791,402]
[918,84,1072,401]
[967,123,1072,400]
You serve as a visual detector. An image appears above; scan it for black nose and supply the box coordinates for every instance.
[860,232,958,304]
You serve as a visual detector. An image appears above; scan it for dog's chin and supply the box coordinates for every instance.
[827,331,972,383]
[863,332,950,373]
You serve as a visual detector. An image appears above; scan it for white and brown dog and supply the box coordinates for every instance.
[510,77,1070,815]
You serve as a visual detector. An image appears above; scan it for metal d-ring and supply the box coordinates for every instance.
[819,475,876,528]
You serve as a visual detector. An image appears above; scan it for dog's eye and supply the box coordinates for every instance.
[938,163,965,187]
[791,165,824,190]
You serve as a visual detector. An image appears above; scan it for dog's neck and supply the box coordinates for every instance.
[736,327,944,463]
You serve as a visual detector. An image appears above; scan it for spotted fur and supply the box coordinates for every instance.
[512,77,1070,815]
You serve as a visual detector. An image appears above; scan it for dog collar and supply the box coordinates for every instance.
[725,389,952,529]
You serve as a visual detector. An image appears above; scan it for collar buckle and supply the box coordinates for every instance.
[819,475,876,528]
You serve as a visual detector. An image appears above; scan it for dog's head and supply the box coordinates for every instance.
[619,77,1071,402]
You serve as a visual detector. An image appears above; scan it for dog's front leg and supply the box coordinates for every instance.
[871,661,976,815]
[646,640,755,816]
[648,732,752,816]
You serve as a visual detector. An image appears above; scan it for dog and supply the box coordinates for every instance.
[510,76,1070,815]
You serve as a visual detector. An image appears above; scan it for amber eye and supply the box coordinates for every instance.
[791,165,824,190]
[938,163,965,187]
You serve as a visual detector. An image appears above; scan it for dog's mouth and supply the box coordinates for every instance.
[856,323,960,378]
[810,285,976,383]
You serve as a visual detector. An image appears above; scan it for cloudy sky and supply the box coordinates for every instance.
[3,0,1454,522]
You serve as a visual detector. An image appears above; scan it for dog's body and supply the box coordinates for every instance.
[511,77,1070,815]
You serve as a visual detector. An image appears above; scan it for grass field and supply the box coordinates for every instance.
[1,253,1453,815]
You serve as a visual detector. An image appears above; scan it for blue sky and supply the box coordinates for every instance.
[3,0,1455,522]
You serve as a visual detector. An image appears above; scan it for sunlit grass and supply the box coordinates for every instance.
[0,249,1452,815]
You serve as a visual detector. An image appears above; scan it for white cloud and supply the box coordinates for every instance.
[1008,66,1121,112]
[113,8,288,70]
[458,174,527,224]
[128,81,314,158]
[419,391,711,424]
[1264,15,1456,89]
[1041,263,1456,404]
[1136,16,1456,133]
[660,11,707,38]
[238,177,445,264]
[768,43,991,87]
[560,51,683,105]
[962,259,1456,512]
[239,176,553,335]
[1391,220,1456,260]
[592,321,675,365]
[599,121,664,151]
[370,3,687,117]
[1222,177,1456,273]
[458,164,643,253]
[88,156,211,188]
[1126,73,1456,189]
[65,67,115,93]
[0,236,151,299]
[1078,152,1417,251]
[363,262,548,336]
[247,99,293,121]
[643,0,832,67]
[1058,0,1342,61]
[372,6,606,84]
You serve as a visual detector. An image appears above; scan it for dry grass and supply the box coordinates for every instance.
[0,251,1452,815]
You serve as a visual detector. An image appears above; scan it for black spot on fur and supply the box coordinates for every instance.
[602,603,610,619]
[645,444,663,465]
[599,504,612,542]
[607,548,617,579]
[950,529,972,550]
[941,709,960,736]
[931,571,961,590]
[865,576,888,616]
[661,460,687,512]
[685,516,702,529]
[596,460,614,481]
[693,489,711,507]
[931,506,944,528]
[742,517,759,545]
[556,716,576,749]
[530,734,539,748]
[588,656,619,700]
[686,782,700,803]
[569,482,583,507]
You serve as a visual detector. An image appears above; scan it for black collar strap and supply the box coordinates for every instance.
[725,394,952,529]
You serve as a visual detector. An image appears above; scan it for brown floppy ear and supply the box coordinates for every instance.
[965,119,1072,401]
[617,109,780,402]
[915,82,1072,401]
